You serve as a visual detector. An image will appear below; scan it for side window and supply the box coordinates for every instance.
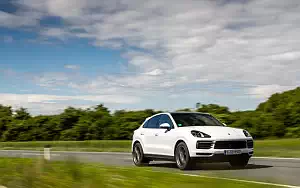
[158,114,174,128]
[142,119,150,128]
[147,115,161,129]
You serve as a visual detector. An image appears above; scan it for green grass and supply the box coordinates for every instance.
[254,138,300,158]
[0,157,278,188]
[0,138,300,158]
[0,140,131,152]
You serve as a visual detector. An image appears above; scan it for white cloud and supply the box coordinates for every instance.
[2,0,300,113]
[33,72,71,88]
[40,28,70,40]
[266,51,300,61]
[0,11,39,28]
[248,85,296,99]
[0,93,139,104]
[144,69,163,76]
[0,93,141,115]
[64,64,80,70]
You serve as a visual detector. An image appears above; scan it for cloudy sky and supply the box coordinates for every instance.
[0,0,300,115]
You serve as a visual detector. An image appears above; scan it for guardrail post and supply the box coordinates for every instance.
[44,144,51,161]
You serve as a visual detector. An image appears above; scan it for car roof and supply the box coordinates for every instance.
[145,111,211,120]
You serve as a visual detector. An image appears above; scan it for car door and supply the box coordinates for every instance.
[153,114,176,156]
[141,114,161,154]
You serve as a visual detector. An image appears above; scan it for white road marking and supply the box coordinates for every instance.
[253,157,300,161]
[182,174,300,188]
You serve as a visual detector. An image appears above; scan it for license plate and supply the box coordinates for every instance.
[224,150,242,155]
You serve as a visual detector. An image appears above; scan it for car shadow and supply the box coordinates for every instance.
[148,162,273,171]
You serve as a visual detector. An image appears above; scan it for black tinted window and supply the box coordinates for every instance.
[171,113,223,127]
[142,119,150,128]
[147,115,161,128]
[158,114,174,128]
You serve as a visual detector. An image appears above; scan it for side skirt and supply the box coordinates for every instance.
[144,154,175,161]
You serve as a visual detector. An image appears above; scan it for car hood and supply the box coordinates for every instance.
[179,126,247,139]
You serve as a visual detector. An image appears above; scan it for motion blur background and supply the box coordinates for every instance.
[0,0,300,187]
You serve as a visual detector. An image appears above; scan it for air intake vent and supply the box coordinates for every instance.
[214,141,246,149]
[196,141,213,149]
[247,140,254,148]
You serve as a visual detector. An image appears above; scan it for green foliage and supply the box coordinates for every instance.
[14,108,31,120]
[197,104,230,114]
[0,87,299,141]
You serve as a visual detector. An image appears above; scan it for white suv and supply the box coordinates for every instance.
[132,112,254,170]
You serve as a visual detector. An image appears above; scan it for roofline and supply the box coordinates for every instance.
[145,111,212,120]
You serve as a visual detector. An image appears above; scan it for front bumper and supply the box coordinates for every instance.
[191,153,252,163]
[190,148,253,157]
[188,139,254,160]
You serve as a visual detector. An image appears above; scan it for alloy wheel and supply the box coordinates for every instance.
[133,145,141,164]
[176,145,187,167]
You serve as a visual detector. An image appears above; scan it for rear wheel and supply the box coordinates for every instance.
[175,142,194,170]
[132,142,149,166]
[229,156,249,168]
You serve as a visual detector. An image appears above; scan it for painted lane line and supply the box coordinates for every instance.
[253,157,300,161]
[182,174,300,188]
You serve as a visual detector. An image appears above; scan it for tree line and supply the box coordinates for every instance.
[0,87,299,141]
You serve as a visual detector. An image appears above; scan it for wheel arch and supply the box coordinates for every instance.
[132,139,144,152]
[173,138,188,155]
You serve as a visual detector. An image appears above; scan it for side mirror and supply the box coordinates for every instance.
[160,123,171,129]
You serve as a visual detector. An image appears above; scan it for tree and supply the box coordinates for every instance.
[0,87,300,141]
[0,105,13,140]
[197,104,230,114]
[14,108,31,120]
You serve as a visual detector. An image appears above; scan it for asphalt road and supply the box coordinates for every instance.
[1,150,300,187]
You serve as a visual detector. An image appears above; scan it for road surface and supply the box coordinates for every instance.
[0,150,300,187]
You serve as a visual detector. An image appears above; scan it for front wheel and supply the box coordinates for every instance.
[229,156,249,168]
[175,142,195,170]
[132,142,149,166]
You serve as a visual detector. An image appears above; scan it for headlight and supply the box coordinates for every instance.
[243,130,251,137]
[191,130,211,138]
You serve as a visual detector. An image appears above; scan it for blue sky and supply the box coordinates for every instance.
[0,0,300,115]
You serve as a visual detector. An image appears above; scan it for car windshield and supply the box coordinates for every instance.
[171,113,224,127]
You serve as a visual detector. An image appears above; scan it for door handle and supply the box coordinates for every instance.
[155,133,158,136]
[141,133,144,135]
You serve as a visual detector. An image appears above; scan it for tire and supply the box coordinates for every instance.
[174,142,195,170]
[229,156,249,168]
[132,142,150,166]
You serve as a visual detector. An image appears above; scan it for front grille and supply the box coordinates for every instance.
[247,140,254,148]
[214,141,247,149]
[196,141,213,149]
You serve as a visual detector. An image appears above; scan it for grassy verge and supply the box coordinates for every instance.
[0,157,278,188]
[254,138,300,158]
[0,140,131,152]
[0,139,300,158]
